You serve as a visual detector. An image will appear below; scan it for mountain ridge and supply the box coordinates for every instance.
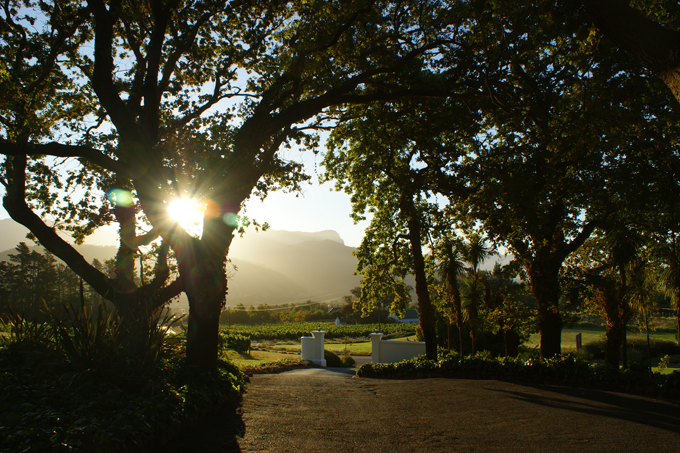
[0,218,360,306]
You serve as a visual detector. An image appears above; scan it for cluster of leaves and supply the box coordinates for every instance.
[220,322,416,341]
[581,338,680,361]
[0,312,245,452]
[219,332,251,353]
[356,352,680,398]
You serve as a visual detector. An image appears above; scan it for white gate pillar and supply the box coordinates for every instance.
[301,330,326,366]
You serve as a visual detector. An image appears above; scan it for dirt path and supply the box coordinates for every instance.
[167,368,680,452]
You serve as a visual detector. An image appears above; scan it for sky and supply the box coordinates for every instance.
[240,151,370,247]
[0,150,371,248]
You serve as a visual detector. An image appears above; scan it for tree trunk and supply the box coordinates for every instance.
[504,330,520,358]
[676,307,680,346]
[538,306,562,359]
[527,262,562,359]
[176,228,231,371]
[597,287,622,369]
[621,324,628,369]
[605,317,623,369]
[403,198,437,360]
[467,280,480,355]
[445,273,464,356]
[645,308,652,373]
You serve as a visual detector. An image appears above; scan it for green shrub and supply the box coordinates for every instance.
[324,349,343,367]
[0,312,245,452]
[221,332,251,353]
[583,338,680,361]
[340,355,356,367]
[355,352,680,399]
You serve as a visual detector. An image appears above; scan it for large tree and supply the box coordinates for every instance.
[1,0,465,369]
[324,93,482,359]
[456,1,680,358]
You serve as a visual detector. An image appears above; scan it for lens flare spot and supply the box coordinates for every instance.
[223,212,239,227]
[107,189,134,207]
[203,199,220,219]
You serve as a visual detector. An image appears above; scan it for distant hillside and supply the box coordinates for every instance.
[0,218,119,251]
[0,243,117,265]
[0,218,361,306]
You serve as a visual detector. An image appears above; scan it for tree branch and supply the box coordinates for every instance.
[0,141,128,175]
[583,0,680,103]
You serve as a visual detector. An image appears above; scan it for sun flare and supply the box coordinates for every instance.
[167,198,205,235]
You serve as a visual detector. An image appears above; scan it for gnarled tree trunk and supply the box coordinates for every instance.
[175,220,233,371]
[527,261,563,359]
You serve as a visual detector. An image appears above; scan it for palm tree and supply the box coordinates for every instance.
[654,236,680,347]
[436,237,466,355]
[627,258,657,373]
[462,233,494,354]
[603,222,643,368]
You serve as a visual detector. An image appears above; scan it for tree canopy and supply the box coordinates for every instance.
[1,0,470,369]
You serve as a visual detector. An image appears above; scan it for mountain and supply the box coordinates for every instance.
[0,243,117,265]
[0,218,119,251]
[0,218,360,306]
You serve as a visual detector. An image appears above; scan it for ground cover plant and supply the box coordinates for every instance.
[356,352,680,399]
[0,312,245,452]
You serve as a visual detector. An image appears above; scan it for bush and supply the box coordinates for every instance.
[583,338,680,361]
[340,355,356,367]
[0,312,245,452]
[221,332,251,353]
[355,352,680,399]
[324,349,343,367]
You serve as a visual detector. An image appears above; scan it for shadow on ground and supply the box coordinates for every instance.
[160,401,245,453]
[488,383,680,433]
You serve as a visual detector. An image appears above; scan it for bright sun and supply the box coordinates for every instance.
[167,198,205,235]
[167,198,201,221]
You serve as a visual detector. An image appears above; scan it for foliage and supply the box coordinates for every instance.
[220,332,251,354]
[581,338,680,361]
[0,313,244,452]
[324,349,343,367]
[1,0,469,370]
[355,352,680,398]
[340,355,356,367]
[220,322,416,342]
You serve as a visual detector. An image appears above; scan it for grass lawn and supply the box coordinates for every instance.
[223,349,299,368]
[527,327,679,350]
[264,336,422,356]
[264,341,373,356]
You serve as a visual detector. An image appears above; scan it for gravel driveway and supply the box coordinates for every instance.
[167,367,680,452]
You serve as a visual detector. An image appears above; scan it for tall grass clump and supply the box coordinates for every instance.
[0,304,245,452]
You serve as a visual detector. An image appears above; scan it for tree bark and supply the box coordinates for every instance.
[468,281,480,355]
[175,218,234,370]
[504,330,520,358]
[595,283,622,368]
[527,262,563,359]
[605,318,623,368]
[403,197,438,360]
